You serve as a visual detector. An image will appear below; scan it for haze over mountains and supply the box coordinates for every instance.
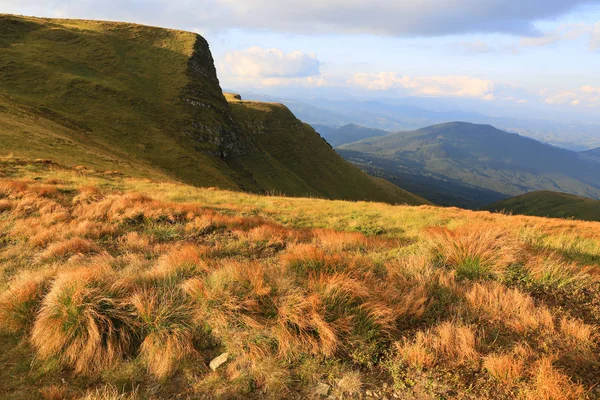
[239,93,600,151]
[338,122,600,208]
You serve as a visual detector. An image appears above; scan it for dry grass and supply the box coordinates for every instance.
[466,282,554,333]
[41,237,100,260]
[526,357,586,400]
[0,171,598,399]
[31,267,135,375]
[78,385,138,400]
[0,270,54,334]
[428,224,522,279]
[130,287,196,378]
[483,352,526,385]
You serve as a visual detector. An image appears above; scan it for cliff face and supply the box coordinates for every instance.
[181,35,247,158]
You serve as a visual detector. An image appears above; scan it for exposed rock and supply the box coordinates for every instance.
[315,383,330,397]
[209,353,229,371]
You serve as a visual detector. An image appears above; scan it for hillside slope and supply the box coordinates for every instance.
[582,147,600,162]
[486,191,600,222]
[226,94,428,204]
[0,15,424,205]
[312,123,388,147]
[338,122,600,208]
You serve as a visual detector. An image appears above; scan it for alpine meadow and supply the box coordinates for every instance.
[1,5,600,400]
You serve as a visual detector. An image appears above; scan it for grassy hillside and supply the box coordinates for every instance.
[226,95,427,205]
[312,123,388,147]
[0,14,422,205]
[0,158,599,399]
[338,122,600,208]
[486,191,600,222]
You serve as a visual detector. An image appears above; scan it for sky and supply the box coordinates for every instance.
[3,0,600,122]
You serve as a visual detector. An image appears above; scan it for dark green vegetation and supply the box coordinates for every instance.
[311,123,388,147]
[338,122,600,208]
[486,191,600,222]
[0,15,425,205]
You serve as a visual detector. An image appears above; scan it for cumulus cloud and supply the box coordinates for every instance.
[348,73,495,100]
[542,86,600,107]
[221,47,320,78]
[3,0,600,37]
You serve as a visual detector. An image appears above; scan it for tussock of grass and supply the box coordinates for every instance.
[130,286,196,378]
[31,267,135,375]
[428,225,522,280]
[0,270,54,334]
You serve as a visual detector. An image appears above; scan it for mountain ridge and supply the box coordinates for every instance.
[485,191,600,222]
[338,121,600,208]
[0,14,426,205]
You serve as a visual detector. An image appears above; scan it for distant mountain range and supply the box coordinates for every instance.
[486,191,600,222]
[337,122,600,208]
[312,124,388,147]
[582,147,600,162]
[239,93,600,151]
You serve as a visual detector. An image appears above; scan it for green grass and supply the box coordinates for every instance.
[486,191,600,222]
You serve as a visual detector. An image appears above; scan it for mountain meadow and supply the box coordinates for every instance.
[0,14,599,400]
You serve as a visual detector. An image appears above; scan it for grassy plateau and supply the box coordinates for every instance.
[0,157,598,399]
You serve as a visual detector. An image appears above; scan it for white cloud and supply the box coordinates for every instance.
[543,91,579,105]
[542,86,600,107]
[3,0,600,37]
[348,73,495,100]
[581,85,600,93]
[221,47,320,78]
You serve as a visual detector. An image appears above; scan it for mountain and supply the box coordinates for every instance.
[582,147,600,162]
[311,123,388,147]
[240,94,600,151]
[486,191,600,222]
[338,122,600,208]
[0,15,426,205]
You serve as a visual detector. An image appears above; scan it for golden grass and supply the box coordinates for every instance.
[0,169,598,399]
[31,267,135,375]
[130,287,196,378]
[0,270,54,334]
[526,356,586,400]
[428,224,522,279]
[466,282,554,333]
[483,352,526,385]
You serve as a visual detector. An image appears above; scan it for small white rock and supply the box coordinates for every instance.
[209,353,229,371]
[315,383,330,397]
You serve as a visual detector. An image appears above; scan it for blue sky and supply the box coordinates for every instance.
[3,0,600,121]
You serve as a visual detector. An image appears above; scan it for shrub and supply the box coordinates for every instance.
[31,267,135,375]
